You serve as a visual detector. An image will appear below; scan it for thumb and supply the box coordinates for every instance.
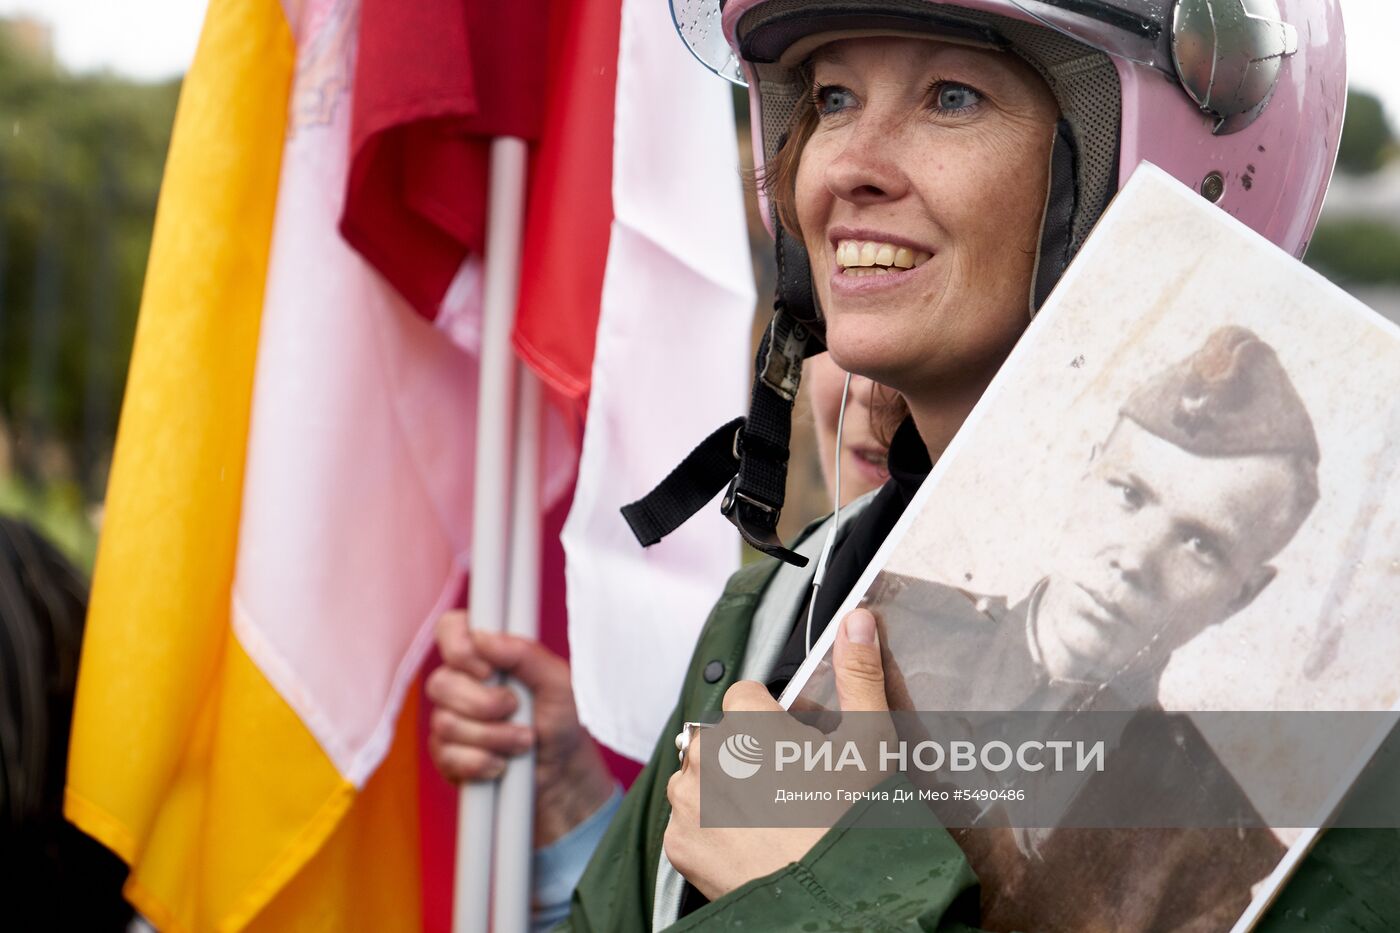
[833,609,888,713]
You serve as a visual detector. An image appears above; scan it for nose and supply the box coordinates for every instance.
[824,114,910,206]
[1108,551,1145,589]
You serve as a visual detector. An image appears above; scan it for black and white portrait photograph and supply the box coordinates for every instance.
[785,167,1400,933]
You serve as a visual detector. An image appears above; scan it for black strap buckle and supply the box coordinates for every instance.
[720,474,806,567]
[619,227,824,569]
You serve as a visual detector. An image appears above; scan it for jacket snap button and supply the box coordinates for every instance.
[703,660,725,683]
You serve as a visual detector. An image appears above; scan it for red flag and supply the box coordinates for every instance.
[340,0,550,319]
[512,0,624,418]
[342,0,619,421]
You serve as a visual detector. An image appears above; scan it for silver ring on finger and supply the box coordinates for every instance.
[674,720,713,766]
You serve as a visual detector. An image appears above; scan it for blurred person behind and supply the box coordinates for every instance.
[804,353,894,507]
[0,517,132,930]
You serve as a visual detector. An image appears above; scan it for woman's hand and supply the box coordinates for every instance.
[426,610,615,847]
[664,609,891,901]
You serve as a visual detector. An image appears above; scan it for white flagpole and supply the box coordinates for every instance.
[495,365,542,931]
[455,135,529,933]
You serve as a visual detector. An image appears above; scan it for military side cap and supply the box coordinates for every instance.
[1121,326,1320,464]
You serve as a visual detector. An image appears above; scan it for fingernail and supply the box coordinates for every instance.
[486,756,507,779]
[846,611,876,645]
[516,727,535,750]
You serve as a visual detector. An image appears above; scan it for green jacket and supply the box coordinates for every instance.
[561,547,1400,931]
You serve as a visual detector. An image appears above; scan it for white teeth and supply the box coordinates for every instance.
[834,238,932,272]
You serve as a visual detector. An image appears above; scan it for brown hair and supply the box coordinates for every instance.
[870,384,911,450]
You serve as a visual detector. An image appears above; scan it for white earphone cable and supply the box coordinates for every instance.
[805,372,853,654]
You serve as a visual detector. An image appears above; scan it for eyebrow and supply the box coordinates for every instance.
[808,46,847,68]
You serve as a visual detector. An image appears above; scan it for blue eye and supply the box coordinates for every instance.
[933,82,981,112]
[814,84,857,116]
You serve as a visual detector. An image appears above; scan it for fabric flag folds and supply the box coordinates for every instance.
[511,0,623,417]
[335,0,757,765]
[65,0,752,927]
[67,0,561,928]
[554,0,756,761]
[340,0,549,322]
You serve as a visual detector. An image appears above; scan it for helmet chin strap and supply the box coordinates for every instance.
[1032,118,1080,315]
[621,223,824,567]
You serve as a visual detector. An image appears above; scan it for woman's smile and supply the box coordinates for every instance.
[828,226,934,296]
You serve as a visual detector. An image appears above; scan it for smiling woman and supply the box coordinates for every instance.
[425,1,1360,931]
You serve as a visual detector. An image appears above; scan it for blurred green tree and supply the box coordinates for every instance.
[1336,89,1395,176]
[0,26,178,507]
[1305,91,1400,289]
[1305,219,1400,287]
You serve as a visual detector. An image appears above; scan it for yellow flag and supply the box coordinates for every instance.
[66,0,422,928]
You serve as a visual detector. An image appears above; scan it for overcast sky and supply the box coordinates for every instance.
[3,0,1399,124]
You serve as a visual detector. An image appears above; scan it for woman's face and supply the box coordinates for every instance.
[805,353,891,505]
[795,37,1060,399]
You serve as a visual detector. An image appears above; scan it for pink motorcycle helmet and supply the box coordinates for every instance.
[672,0,1346,268]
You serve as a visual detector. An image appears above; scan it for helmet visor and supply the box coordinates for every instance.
[671,0,1177,84]
[672,0,749,86]
[1006,0,1172,67]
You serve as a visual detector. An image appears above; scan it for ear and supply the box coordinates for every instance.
[1227,565,1277,616]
